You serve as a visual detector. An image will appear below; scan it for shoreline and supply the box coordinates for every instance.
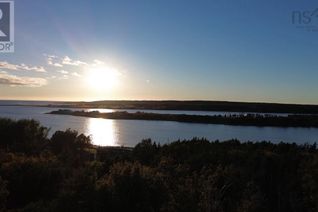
[47,109,318,128]
[3,99,318,114]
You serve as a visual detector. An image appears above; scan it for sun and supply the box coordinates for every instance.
[86,66,120,90]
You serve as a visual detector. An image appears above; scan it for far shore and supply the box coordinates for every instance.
[47,109,318,128]
[3,100,318,114]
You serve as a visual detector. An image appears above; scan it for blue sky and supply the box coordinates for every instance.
[0,0,318,103]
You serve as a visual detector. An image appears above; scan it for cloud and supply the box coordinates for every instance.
[59,75,69,80]
[19,64,46,72]
[92,59,105,66]
[56,71,80,79]
[0,72,47,87]
[45,54,88,67]
[47,75,57,79]
[71,72,81,77]
[57,70,68,74]
[45,54,64,67]
[44,54,115,72]
[0,61,46,72]
[62,56,87,66]
[44,54,57,59]
[43,54,124,80]
[44,54,114,69]
[48,61,63,67]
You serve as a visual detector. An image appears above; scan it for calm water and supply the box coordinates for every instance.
[0,104,318,146]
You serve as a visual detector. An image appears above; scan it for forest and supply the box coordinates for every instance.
[0,118,318,212]
[41,100,318,114]
[49,109,318,128]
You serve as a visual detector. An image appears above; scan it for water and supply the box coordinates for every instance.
[0,103,318,146]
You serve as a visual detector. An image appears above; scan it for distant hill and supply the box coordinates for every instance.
[49,100,318,114]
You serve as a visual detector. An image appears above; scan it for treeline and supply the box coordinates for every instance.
[45,100,318,114]
[1,118,318,211]
[49,109,318,128]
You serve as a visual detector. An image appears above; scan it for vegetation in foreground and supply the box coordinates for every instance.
[0,118,318,212]
[49,109,318,128]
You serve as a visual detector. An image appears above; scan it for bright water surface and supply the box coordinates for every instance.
[0,101,317,146]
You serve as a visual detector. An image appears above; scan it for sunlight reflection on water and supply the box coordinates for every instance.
[86,118,119,146]
[2,105,318,147]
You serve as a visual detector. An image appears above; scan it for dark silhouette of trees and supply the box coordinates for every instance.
[96,162,168,212]
[0,117,318,211]
[50,129,92,165]
[44,100,318,114]
[49,110,318,128]
[0,176,8,212]
[0,119,48,154]
[133,139,160,165]
[0,153,62,209]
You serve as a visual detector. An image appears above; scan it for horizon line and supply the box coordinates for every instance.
[1,98,318,106]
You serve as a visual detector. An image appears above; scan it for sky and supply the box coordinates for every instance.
[0,0,318,103]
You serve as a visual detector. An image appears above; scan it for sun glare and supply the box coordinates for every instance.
[87,118,118,146]
[86,66,120,90]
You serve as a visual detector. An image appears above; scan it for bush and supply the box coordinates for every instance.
[0,119,49,154]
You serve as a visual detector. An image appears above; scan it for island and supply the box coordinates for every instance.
[47,109,318,128]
